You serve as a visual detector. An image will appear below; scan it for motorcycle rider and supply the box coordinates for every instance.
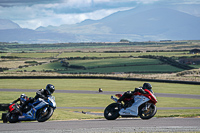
[11,94,29,105]
[117,83,153,105]
[20,84,55,113]
[34,84,55,100]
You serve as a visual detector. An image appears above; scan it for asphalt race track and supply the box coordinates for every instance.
[0,118,200,132]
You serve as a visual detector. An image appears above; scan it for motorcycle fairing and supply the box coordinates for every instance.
[34,98,49,110]
[18,98,49,121]
[134,89,157,104]
[48,96,56,108]
[119,95,150,116]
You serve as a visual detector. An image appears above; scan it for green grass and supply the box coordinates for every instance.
[9,52,59,58]
[10,62,63,72]
[61,64,182,73]
[67,58,162,68]
[0,92,35,103]
[0,79,200,95]
[9,57,183,73]
[0,53,8,57]
[155,109,200,118]
[156,97,200,107]
[58,51,191,58]
[49,109,101,120]
[190,64,200,69]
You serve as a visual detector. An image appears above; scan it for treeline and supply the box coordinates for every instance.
[1,56,19,59]
[0,68,9,72]
[104,49,189,53]
[139,55,194,70]
[0,41,189,50]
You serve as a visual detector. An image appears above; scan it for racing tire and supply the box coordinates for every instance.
[37,107,54,122]
[104,103,120,120]
[2,113,8,123]
[139,103,157,120]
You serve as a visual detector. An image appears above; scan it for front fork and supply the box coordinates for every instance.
[143,102,152,111]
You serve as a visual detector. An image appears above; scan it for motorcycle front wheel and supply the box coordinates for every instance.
[36,107,54,122]
[139,103,157,120]
[104,103,120,120]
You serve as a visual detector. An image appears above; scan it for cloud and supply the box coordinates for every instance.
[0,0,200,29]
[165,0,200,5]
[0,0,136,29]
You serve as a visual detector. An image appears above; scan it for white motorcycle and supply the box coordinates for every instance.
[104,89,157,120]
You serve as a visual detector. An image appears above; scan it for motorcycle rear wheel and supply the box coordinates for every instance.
[2,113,8,123]
[36,107,54,122]
[139,103,157,120]
[104,103,120,120]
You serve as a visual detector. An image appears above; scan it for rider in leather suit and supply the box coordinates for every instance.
[11,94,29,105]
[117,83,153,104]
[20,84,55,113]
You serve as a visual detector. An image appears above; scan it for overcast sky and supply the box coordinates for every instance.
[0,0,200,29]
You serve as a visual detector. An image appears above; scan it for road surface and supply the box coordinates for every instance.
[0,117,200,132]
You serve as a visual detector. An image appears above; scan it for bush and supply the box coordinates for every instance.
[0,67,9,72]
[69,65,86,69]
[24,61,38,64]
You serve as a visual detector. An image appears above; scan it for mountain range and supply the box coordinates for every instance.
[0,5,200,43]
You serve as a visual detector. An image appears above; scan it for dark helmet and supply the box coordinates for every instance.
[46,84,55,95]
[143,83,152,90]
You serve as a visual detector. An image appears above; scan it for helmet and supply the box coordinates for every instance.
[46,84,55,95]
[20,94,26,98]
[20,94,27,102]
[143,83,152,90]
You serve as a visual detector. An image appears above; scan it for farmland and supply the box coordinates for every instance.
[1,40,200,81]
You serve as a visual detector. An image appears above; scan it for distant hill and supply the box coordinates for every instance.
[1,6,200,43]
[0,28,77,43]
[36,7,200,42]
[0,19,21,30]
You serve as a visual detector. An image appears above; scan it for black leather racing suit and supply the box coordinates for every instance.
[20,89,50,112]
[34,89,49,100]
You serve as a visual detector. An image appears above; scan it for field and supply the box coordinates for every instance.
[6,57,183,74]
[57,51,191,58]
[1,40,200,75]
[1,50,198,74]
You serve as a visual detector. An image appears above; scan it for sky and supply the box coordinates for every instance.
[0,0,200,29]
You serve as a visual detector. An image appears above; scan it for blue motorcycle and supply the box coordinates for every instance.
[5,95,56,123]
